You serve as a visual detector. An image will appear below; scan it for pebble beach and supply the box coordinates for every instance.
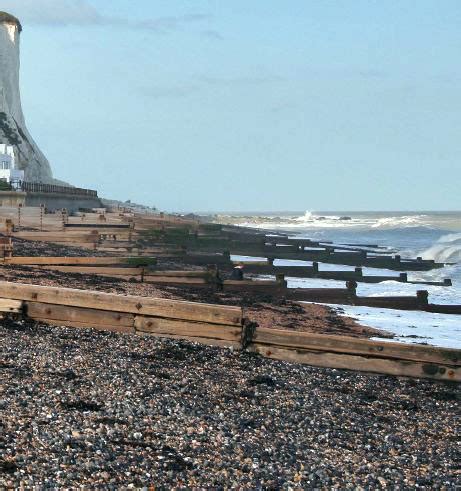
[1,318,459,488]
[1,2,460,486]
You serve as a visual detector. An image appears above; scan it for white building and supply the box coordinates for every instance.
[0,143,24,184]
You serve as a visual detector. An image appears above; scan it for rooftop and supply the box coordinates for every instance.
[0,12,22,32]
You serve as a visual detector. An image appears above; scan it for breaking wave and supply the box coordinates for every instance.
[371,215,430,229]
[240,212,432,230]
[224,211,460,232]
[294,211,314,222]
[421,233,461,263]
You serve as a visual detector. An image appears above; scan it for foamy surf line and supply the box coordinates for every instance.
[422,233,461,263]
[229,211,461,348]
[232,211,442,231]
[333,304,461,349]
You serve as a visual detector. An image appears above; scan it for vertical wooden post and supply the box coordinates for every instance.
[276,273,286,287]
[417,290,429,306]
[230,266,243,281]
[5,237,13,259]
[346,280,358,298]
[5,219,13,236]
[40,204,44,232]
[91,230,99,251]
[61,208,68,231]
[128,221,134,243]
[17,204,21,230]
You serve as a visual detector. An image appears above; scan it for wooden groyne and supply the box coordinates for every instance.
[238,260,452,287]
[0,280,459,382]
[0,206,445,271]
[0,206,457,314]
[2,251,457,315]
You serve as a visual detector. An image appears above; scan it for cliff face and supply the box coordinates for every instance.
[0,13,53,182]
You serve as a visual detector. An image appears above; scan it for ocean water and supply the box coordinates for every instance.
[226,211,461,349]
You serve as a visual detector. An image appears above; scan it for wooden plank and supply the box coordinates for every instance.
[15,267,215,284]
[26,302,135,331]
[12,234,97,243]
[0,298,23,313]
[0,257,157,266]
[136,331,240,349]
[253,327,461,366]
[250,344,461,382]
[134,316,241,341]
[33,317,135,334]
[224,279,280,286]
[424,304,461,315]
[143,277,208,285]
[64,224,130,230]
[287,288,352,301]
[145,270,210,278]
[30,266,143,276]
[12,231,99,237]
[0,281,243,326]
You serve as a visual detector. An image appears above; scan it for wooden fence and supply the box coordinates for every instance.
[18,181,98,197]
[0,281,459,382]
[0,206,446,271]
[0,253,459,314]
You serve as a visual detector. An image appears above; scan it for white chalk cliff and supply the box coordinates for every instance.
[0,12,53,182]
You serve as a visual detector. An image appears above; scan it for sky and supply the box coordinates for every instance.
[0,0,460,212]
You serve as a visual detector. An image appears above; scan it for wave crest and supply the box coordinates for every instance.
[421,233,461,263]
[371,215,429,229]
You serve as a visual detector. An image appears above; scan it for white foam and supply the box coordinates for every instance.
[237,213,437,231]
[332,304,461,349]
[371,215,430,229]
[230,214,461,347]
[421,233,461,263]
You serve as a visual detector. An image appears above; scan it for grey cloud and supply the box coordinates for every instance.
[0,0,102,26]
[201,29,224,41]
[132,14,211,33]
[0,0,210,32]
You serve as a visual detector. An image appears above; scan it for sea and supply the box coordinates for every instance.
[221,211,461,349]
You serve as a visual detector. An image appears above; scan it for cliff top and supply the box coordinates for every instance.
[0,12,22,32]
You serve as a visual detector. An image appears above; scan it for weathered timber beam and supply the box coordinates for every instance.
[249,344,460,382]
[134,316,241,342]
[0,298,23,313]
[253,327,460,366]
[0,256,157,266]
[0,281,243,326]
